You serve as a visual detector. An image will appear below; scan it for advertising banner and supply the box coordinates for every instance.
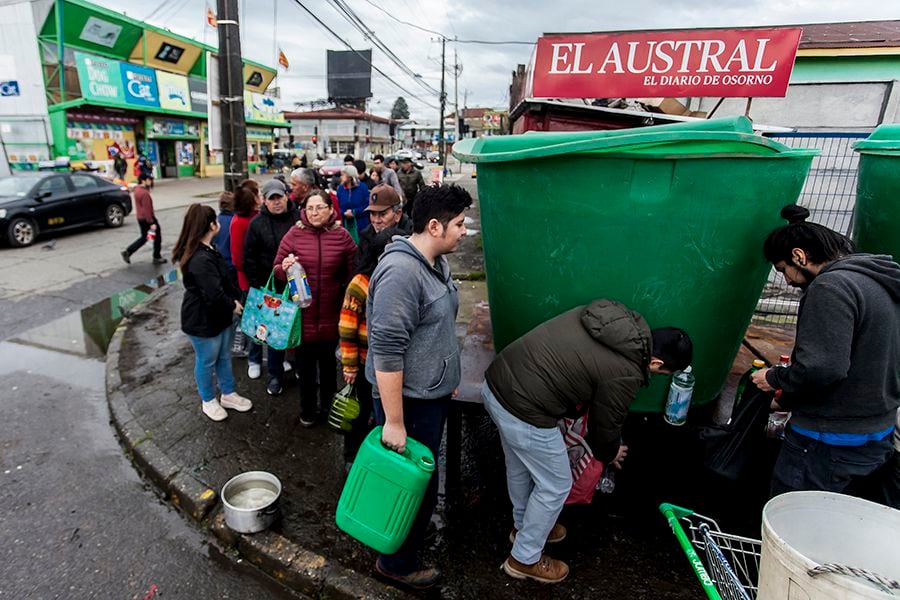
[188,76,208,114]
[532,27,801,98]
[75,51,125,104]
[157,71,191,113]
[120,63,159,108]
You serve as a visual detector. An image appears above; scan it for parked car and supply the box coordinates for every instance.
[0,172,132,247]
[318,157,345,179]
[427,151,440,163]
[395,149,414,160]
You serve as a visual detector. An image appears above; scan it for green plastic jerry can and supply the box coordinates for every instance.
[335,426,435,554]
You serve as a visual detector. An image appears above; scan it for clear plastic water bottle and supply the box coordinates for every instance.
[664,366,695,426]
[598,468,616,494]
[286,255,312,308]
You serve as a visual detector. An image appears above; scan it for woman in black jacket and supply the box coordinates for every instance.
[173,204,253,422]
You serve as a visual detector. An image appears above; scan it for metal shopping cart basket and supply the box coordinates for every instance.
[659,503,761,600]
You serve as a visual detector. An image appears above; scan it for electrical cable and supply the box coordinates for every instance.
[289,0,440,110]
[359,0,534,44]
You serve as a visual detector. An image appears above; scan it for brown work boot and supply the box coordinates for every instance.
[374,559,442,590]
[509,522,567,544]
[501,554,569,583]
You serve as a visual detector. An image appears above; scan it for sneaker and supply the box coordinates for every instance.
[121,250,131,264]
[152,257,167,265]
[247,363,262,379]
[202,399,227,421]
[374,560,442,590]
[501,554,569,584]
[220,392,252,412]
[282,360,293,374]
[266,376,283,396]
[510,522,567,545]
[299,415,316,428]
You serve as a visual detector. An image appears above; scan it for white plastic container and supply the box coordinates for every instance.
[759,491,900,599]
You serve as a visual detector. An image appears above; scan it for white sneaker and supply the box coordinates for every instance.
[220,392,253,412]
[202,399,228,421]
[247,363,262,379]
[282,360,293,374]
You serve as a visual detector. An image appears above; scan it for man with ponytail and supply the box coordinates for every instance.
[752,205,900,503]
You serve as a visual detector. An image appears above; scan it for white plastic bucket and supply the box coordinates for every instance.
[759,491,900,599]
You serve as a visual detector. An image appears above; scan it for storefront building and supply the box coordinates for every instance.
[282,107,393,159]
[0,0,284,179]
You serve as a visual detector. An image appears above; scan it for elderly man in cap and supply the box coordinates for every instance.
[242,178,299,395]
[355,184,413,269]
[397,157,426,218]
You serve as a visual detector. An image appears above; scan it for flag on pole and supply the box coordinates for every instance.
[206,4,217,28]
[278,48,290,70]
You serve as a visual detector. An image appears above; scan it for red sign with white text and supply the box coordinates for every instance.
[532,27,801,98]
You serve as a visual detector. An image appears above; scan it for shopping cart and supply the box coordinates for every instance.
[659,503,761,600]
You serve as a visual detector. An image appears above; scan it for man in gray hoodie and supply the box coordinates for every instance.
[752,206,900,501]
[365,184,471,590]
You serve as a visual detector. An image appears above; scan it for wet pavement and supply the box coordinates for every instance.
[0,276,302,599]
[113,283,713,599]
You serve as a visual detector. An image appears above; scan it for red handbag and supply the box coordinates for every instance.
[558,414,605,504]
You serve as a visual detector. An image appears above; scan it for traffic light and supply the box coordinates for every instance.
[311,135,318,144]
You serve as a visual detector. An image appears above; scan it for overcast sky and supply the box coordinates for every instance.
[91,0,898,122]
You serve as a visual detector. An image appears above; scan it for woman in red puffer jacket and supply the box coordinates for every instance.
[274,189,357,426]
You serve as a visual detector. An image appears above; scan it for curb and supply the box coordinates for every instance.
[105,284,407,599]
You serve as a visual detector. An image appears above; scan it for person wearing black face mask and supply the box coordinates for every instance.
[752,205,900,502]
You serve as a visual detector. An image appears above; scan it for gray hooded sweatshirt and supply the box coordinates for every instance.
[365,236,460,399]
[767,254,900,434]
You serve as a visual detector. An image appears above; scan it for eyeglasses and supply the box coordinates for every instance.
[305,204,330,213]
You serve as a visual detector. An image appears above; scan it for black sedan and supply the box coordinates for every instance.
[0,172,132,247]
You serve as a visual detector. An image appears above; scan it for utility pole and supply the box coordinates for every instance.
[217,0,248,192]
[438,37,446,175]
[453,45,460,144]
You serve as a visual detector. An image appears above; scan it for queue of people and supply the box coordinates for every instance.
[164,166,898,593]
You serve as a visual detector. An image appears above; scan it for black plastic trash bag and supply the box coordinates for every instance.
[699,387,775,481]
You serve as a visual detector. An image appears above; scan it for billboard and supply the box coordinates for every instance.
[157,71,191,113]
[327,50,373,100]
[532,27,801,99]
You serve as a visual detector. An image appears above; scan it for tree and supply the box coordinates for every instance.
[391,97,410,120]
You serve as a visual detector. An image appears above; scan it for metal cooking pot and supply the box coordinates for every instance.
[221,471,282,534]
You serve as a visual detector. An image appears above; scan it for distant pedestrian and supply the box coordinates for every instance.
[372,154,404,201]
[299,154,308,168]
[173,204,252,422]
[274,189,357,426]
[397,157,426,218]
[121,173,166,265]
[337,165,371,235]
[113,152,127,180]
[229,182,261,371]
[137,150,154,187]
[365,184,472,590]
[354,159,374,190]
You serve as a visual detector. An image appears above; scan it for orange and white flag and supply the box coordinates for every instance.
[206,4,217,28]
[278,48,289,70]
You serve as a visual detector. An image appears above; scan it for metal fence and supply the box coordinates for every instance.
[753,132,868,325]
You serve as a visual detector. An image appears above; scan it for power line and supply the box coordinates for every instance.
[359,0,534,44]
[326,0,441,97]
[288,0,440,111]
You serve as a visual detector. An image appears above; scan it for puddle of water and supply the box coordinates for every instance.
[7,269,179,360]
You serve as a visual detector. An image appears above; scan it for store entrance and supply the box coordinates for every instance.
[158,141,178,179]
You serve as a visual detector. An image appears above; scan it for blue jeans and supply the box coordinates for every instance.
[372,393,450,575]
[771,425,894,497]
[247,342,285,378]
[186,327,236,402]
[482,382,571,565]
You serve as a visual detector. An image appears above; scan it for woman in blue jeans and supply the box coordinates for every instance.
[173,204,253,421]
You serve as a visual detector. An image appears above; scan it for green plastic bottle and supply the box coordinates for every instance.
[733,359,766,408]
[335,426,435,554]
[327,385,360,433]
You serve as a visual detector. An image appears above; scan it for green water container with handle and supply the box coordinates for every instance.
[335,426,435,553]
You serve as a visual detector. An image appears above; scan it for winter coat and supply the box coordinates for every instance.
[229,209,258,291]
[180,245,242,338]
[486,299,652,464]
[337,182,371,233]
[354,214,413,271]
[242,203,299,292]
[273,208,357,342]
[213,209,234,265]
[766,253,900,434]
[397,167,426,215]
